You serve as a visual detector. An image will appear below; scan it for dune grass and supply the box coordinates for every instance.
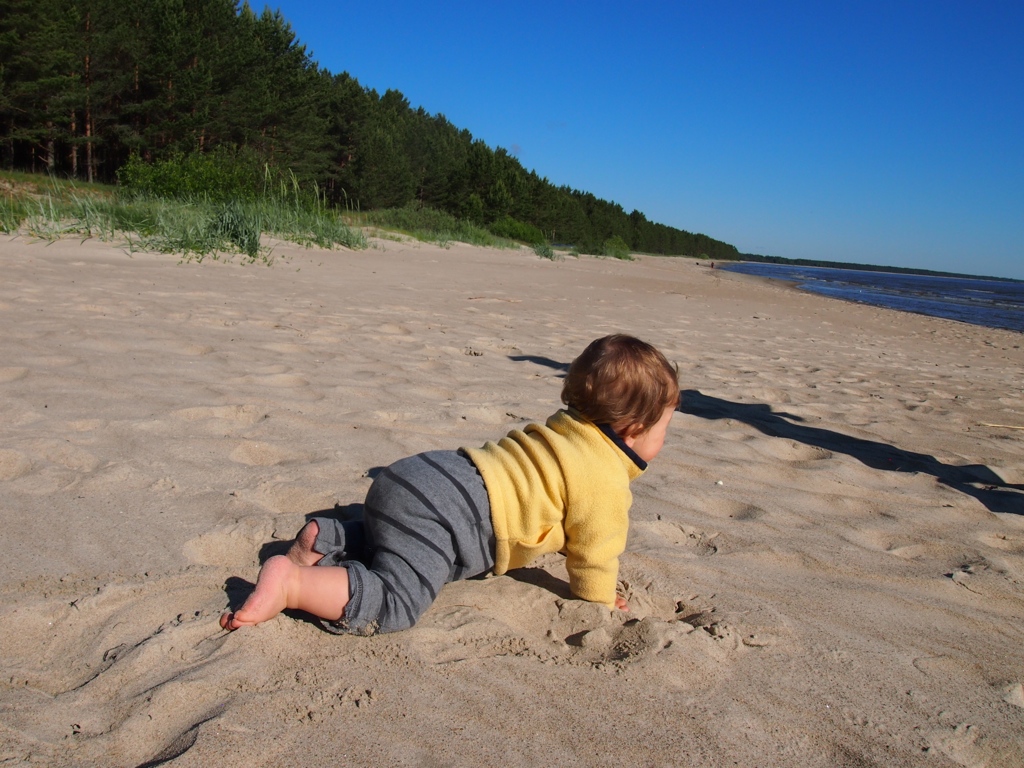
[1,172,366,263]
[354,204,519,249]
[533,242,560,260]
[2,172,574,262]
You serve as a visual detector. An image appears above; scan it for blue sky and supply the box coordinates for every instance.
[266,1,1023,280]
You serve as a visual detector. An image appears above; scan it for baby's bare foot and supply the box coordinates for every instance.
[220,555,295,630]
[287,520,322,566]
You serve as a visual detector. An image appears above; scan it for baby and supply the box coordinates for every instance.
[221,334,679,635]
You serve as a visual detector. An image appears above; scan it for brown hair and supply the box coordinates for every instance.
[561,334,679,435]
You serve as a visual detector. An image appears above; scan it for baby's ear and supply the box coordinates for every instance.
[619,422,645,439]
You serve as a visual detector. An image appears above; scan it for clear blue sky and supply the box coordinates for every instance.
[266,1,1023,280]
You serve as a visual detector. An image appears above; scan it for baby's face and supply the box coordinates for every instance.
[624,404,675,463]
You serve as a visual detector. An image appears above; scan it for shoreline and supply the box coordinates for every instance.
[719,260,1024,335]
[720,257,1023,284]
[1,236,1022,767]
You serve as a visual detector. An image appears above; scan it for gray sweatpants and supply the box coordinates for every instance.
[312,450,495,635]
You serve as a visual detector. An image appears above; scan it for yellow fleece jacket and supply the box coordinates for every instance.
[463,409,645,607]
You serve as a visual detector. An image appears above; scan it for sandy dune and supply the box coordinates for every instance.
[1,234,1022,767]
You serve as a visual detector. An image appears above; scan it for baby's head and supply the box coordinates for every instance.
[561,334,679,440]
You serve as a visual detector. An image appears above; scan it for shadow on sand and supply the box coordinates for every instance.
[509,355,570,376]
[679,389,1023,515]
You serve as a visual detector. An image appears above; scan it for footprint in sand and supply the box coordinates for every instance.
[260,341,308,355]
[574,617,693,663]
[183,517,277,567]
[0,366,29,382]
[631,519,722,556]
[883,542,935,559]
[978,532,1024,554]
[920,721,1016,768]
[228,440,307,467]
[248,373,309,388]
[33,439,102,473]
[22,354,82,369]
[746,435,833,464]
[572,610,758,680]
[171,403,267,427]
[0,448,32,481]
[155,404,269,438]
[839,528,937,560]
[64,418,106,432]
[163,341,215,356]
[944,557,1021,595]
[239,479,335,515]
[73,302,134,317]
[418,585,701,671]
[705,498,765,521]
[76,337,134,354]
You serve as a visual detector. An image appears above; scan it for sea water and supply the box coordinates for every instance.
[719,262,1024,334]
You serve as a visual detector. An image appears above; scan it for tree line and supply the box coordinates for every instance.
[0,0,740,258]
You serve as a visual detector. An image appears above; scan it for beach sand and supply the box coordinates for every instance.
[1,234,1022,767]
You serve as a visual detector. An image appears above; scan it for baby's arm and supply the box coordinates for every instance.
[562,517,628,609]
[563,550,627,609]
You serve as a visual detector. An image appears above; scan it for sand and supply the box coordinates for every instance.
[0,233,1022,768]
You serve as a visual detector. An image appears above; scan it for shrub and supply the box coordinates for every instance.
[118,146,268,202]
[489,216,545,244]
[533,242,560,260]
[603,235,632,260]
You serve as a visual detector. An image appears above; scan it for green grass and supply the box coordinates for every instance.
[0,196,28,233]
[1,170,365,262]
[1,171,602,262]
[354,204,517,249]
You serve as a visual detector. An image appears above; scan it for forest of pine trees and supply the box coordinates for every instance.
[0,0,740,258]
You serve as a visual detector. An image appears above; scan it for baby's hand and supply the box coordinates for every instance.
[614,596,629,611]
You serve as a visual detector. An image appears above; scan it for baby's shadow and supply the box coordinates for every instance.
[679,389,1024,515]
[504,567,574,600]
[508,355,570,376]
